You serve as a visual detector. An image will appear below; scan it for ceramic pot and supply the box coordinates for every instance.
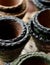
[0,0,28,18]
[39,0,50,6]
[0,0,23,12]
[11,52,50,65]
[30,8,50,53]
[0,16,30,62]
[0,0,20,6]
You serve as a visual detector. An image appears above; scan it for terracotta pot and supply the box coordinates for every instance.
[0,16,30,62]
[11,52,50,65]
[0,0,23,11]
[30,8,50,53]
[0,0,19,6]
[0,0,28,18]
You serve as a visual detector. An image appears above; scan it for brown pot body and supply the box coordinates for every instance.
[0,0,18,6]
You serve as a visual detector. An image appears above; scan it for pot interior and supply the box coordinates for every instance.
[0,19,22,40]
[21,56,48,65]
[38,9,50,28]
[0,0,20,6]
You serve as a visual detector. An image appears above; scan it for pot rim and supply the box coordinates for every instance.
[30,9,50,42]
[12,0,28,17]
[35,8,50,33]
[0,0,28,17]
[0,0,23,9]
[11,52,50,65]
[0,16,29,47]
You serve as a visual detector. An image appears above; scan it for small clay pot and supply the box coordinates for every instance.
[0,0,28,18]
[0,0,23,12]
[0,16,30,62]
[39,0,50,6]
[0,0,19,6]
[30,8,50,53]
[11,52,50,65]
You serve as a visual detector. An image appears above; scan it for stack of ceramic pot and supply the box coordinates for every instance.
[0,0,28,18]
[0,0,50,65]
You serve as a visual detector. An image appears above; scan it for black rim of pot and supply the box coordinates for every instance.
[39,0,50,6]
[0,16,30,50]
[30,8,50,42]
[11,52,50,65]
[35,8,50,32]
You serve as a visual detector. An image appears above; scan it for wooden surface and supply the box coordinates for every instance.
[22,0,38,54]
[0,0,38,65]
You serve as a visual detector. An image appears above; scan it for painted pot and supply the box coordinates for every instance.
[0,16,30,62]
[11,52,50,65]
[0,0,28,18]
[30,8,50,53]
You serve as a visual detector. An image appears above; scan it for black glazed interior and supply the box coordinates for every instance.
[0,19,22,40]
[38,9,50,28]
[21,57,47,65]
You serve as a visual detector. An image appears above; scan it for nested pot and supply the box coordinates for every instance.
[0,16,30,62]
[11,52,50,65]
[0,0,23,12]
[30,8,50,53]
[0,0,28,18]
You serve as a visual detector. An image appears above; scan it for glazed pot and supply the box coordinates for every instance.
[11,52,50,65]
[0,0,20,6]
[0,0,23,12]
[39,0,50,6]
[0,16,30,62]
[30,8,50,53]
[0,0,28,18]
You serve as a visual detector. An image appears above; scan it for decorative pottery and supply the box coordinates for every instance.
[0,16,30,62]
[11,52,50,65]
[0,0,28,18]
[0,0,23,12]
[30,8,50,52]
